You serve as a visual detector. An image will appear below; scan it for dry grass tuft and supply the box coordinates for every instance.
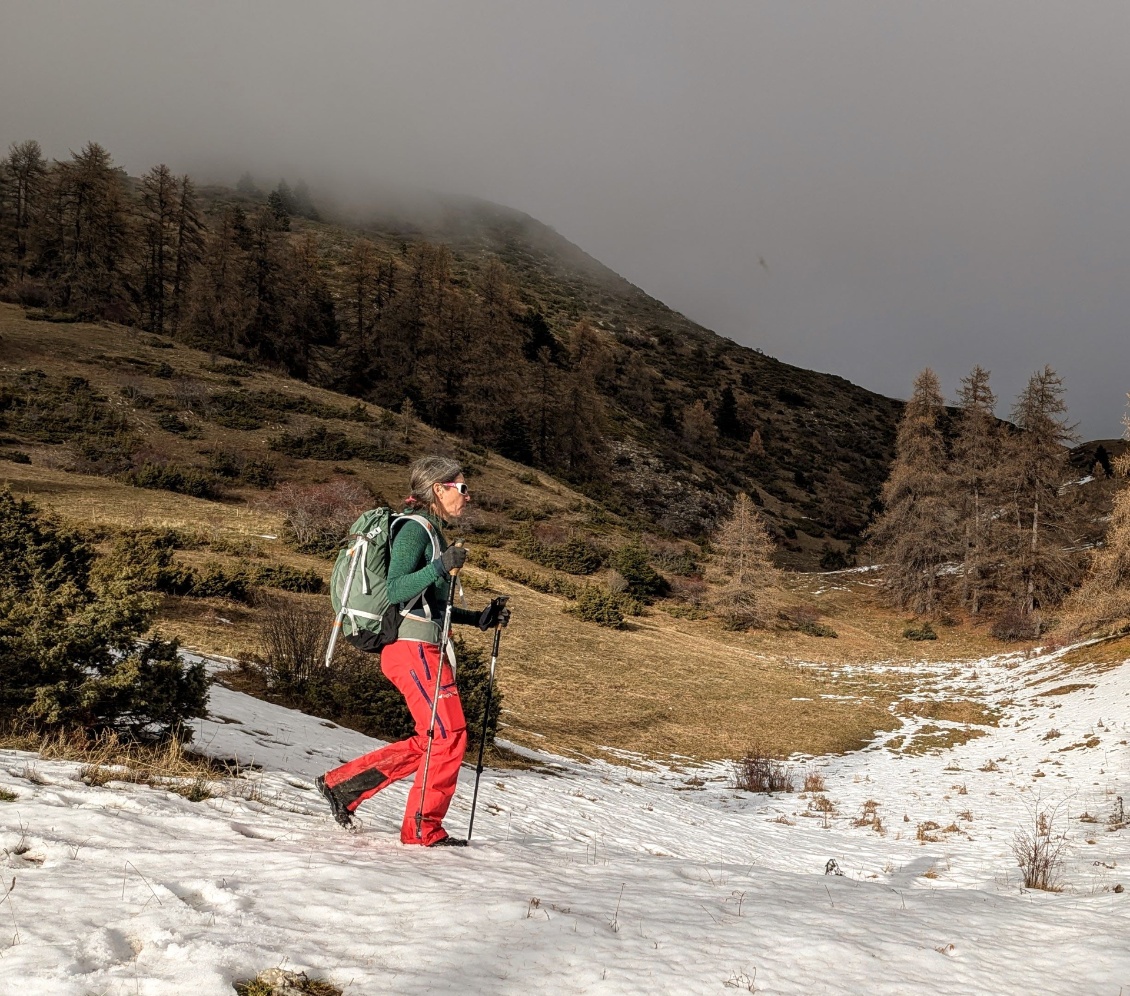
[803,768,826,793]
[732,747,795,794]
[808,794,836,828]
[233,970,343,996]
[1012,802,1068,892]
[852,799,885,835]
[0,788,17,802]
[1109,796,1127,832]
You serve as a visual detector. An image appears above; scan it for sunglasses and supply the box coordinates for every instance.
[442,482,470,496]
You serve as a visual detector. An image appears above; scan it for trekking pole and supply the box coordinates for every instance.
[414,542,463,841]
[324,539,363,668]
[467,597,508,841]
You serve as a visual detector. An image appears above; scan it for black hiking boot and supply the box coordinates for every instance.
[315,775,357,830]
[427,835,468,848]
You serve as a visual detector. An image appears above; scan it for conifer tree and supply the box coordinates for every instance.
[1066,399,1130,632]
[140,164,178,333]
[3,139,46,281]
[170,174,204,335]
[682,399,718,448]
[951,366,1002,615]
[184,204,254,355]
[715,385,743,439]
[708,492,780,628]
[868,368,956,613]
[1001,366,1081,617]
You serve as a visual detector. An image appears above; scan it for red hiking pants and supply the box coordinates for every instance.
[322,639,467,845]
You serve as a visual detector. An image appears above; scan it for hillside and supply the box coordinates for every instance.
[191,179,904,566]
[0,303,1019,763]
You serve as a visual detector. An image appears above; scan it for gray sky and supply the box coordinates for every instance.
[4,1,1129,439]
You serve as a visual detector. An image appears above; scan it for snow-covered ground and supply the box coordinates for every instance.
[2,645,1128,995]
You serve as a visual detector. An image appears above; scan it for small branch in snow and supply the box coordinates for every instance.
[121,860,163,906]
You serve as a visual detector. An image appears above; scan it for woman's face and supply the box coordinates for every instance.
[432,473,469,519]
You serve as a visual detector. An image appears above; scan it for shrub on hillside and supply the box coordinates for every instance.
[0,490,207,737]
[990,610,1041,642]
[64,432,137,476]
[778,605,838,638]
[123,461,221,500]
[649,543,700,578]
[269,425,405,464]
[611,540,669,601]
[266,478,376,555]
[206,449,278,489]
[819,544,853,570]
[903,622,937,641]
[569,586,626,628]
[0,371,130,445]
[513,528,605,575]
[156,413,190,434]
[733,746,796,794]
[250,563,324,594]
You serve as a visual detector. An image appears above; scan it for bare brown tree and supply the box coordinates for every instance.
[951,366,1004,615]
[3,139,47,281]
[1001,366,1081,617]
[867,368,957,614]
[708,491,781,628]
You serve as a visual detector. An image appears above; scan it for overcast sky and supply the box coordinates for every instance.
[4,1,1129,439]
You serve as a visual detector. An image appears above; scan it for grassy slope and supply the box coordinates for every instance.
[1,304,1025,762]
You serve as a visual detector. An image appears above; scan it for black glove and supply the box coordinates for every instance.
[435,544,467,578]
[478,596,511,631]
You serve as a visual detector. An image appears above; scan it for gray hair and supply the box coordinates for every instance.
[407,455,464,511]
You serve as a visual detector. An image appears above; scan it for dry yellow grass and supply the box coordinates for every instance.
[894,698,1001,726]
[0,725,232,783]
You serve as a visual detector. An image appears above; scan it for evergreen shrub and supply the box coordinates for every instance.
[124,462,221,499]
[903,622,938,641]
[611,541,669,601]
[513,528,605,575]
[570,586,625,628]
[0,490,207,736]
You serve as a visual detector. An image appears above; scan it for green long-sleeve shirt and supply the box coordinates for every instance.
[386,509,478,627]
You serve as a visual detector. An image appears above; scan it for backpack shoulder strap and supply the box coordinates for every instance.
[390,513,444,619]
[391,513,442,559]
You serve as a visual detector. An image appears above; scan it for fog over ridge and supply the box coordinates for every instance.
[4,1,1129,438]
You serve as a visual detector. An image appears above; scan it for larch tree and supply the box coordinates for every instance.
[140,163,178,334]
[867,368,957,614]
[3,139,47,280]
[682,399,718,448]
[63,142,131,317]
[1001,366,1080,618]
[950,366,1003,615]
[169,174,204,335]
[708,492,781,629]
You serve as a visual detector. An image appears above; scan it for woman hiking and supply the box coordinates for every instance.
[316,455,509,846]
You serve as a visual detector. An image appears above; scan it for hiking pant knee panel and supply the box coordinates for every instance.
[323,639,466,845]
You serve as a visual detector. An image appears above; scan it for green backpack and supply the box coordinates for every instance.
[324,509,439,666]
